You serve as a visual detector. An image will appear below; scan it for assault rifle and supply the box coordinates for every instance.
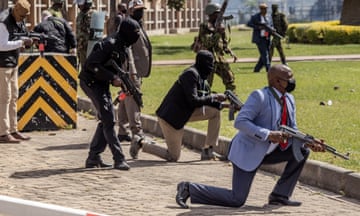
[14,32,48,57]
[215,0,229,29]
[279,125,350,161]
[110,59,143,107]
[214,0,238,62]
[257,23,284,39]
[224,90,243,120]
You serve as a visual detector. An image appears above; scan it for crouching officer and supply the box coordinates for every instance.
[78,18,141,170]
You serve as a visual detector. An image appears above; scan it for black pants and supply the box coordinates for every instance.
[80,79,125,163]
[254,38,271,72]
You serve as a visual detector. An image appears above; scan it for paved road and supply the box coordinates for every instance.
[0,115,359,216]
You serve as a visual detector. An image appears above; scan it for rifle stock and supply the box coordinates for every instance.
[215,0,229,29]
[279,125,350,160]
[110,59,143,107]
[14,32,48,56]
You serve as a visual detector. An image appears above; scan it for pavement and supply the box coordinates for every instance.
[0,55,360,215]
[0,114,359,216]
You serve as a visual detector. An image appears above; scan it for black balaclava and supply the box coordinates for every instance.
[195,50,214,80]
[116,17,140,47]
[132,8,144,22]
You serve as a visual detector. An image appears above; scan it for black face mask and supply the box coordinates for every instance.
[286,78,296,93]
[117,18,140,47]
[195,50,214,80]
[132,9,144,21]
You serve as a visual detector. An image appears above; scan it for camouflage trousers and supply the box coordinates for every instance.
[77,49,87,70]
[270,37,287,64]
[207,61,236,91]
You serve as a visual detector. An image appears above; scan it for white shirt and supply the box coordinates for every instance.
[260,15,266,37]
[0,23,23,51]
[266,87,283,154]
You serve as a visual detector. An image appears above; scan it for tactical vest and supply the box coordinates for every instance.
[0,8,27,68]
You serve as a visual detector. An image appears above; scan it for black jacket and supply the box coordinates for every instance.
[156,67,222,130]
[0,8,27,67]
[78,36,127,86]
[33,16,76,53]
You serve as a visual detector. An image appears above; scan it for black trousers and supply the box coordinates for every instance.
[254,38,271,72]
[80,79,125,163]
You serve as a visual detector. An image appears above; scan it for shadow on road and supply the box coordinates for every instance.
[172,204,285,216]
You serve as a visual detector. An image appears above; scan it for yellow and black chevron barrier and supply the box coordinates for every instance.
[17,53,78,131]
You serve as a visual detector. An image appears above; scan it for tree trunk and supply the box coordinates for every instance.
[340,0,360,25]
[106,0,118,35]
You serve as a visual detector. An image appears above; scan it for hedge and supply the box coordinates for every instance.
[287,20,360,44]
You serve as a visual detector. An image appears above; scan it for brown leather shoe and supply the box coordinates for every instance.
[11,132,31,141]
[0,134,21,143]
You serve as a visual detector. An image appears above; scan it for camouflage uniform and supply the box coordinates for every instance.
[198,22,236,91]
[48,6,63,19]
[76,9,93,69]
[270,6,288,64]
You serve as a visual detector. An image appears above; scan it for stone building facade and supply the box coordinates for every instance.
[2,0,208,34]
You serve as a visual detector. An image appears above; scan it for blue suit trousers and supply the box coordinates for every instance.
[189,146,310,207]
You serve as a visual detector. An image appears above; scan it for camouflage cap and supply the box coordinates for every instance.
[128,0,146,10]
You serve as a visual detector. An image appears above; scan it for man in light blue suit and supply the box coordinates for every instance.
[175,64,325,208]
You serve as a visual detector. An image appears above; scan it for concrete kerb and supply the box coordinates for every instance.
[77,97,360,200]
[152,54,360,66]
[0,195,108,216]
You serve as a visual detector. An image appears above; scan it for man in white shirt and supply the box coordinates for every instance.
[247,3,271,72]
[0,0,32,143]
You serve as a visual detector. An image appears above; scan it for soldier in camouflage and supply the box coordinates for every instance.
[197,3,236,91]
[75,0,94,70]
[48,0,65,19]
[270,4,288,65]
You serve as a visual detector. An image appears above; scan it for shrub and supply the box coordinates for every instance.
[287,20,360,44]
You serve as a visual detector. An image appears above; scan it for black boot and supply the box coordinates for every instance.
[85,156,112,168]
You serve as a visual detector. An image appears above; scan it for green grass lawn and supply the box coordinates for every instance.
[140,61,360,172]
[79,29,360,172]
[151,29,360,60]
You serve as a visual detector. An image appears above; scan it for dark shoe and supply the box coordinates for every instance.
[201,147,215,160]
[268,193,302,206]
[117,134,131,142]
[11,132,31,141]
[85,158,112,168]
[0,134,20,143]
[176,181,190,209]
[129,135,143,159]
[114,161,130,170]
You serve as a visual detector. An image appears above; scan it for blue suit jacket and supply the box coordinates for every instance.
[228,87,297,172]
[247,13,270,44]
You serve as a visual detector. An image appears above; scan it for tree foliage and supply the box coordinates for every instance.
[167,0,185,11]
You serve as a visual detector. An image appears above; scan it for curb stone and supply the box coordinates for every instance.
[77,96,360,201]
